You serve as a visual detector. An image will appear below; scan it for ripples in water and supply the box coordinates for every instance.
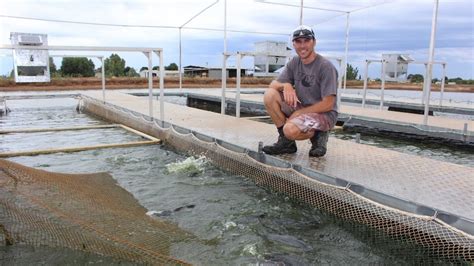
[1,98,448,264]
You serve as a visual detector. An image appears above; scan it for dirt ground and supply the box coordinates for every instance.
[0,77,472,93]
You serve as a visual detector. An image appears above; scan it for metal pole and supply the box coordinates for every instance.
[221,0,228,115]
[342,12,350,91]
[380,59,386,109]
[221,54,227,114]
[147,51,153,118]
[236,53,241,118]
[440,63,446,106]
[421,63,427,105]
[336,58,343,112]
[101,56,105,103]
[179,28,182,89]
[224,0,227,54]
[159,50,164,124]
[299,0,304,25]
[362,60,369,107]
[423,0,439,125]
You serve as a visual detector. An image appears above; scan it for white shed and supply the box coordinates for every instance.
[382,54,414,82]
[10,32,50,82]
[254,41,290,77]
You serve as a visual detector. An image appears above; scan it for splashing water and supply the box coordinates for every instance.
[165,156,207,176]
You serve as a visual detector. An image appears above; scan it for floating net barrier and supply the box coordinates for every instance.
[12,95,470,263]
[0,158,193,265]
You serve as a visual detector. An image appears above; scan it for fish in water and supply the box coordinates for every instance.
[266,234,313,252]
[146,204,196,217]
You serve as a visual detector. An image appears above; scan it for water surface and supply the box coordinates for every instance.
[0,98,454,264]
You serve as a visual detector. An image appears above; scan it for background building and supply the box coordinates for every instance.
[254,41,290,77]
[382,54,414,82]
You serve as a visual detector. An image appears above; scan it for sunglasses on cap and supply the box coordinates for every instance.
[292,28,315,41]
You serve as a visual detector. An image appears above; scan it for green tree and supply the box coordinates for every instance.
[165,63,178,71]
[124,66,139,77]
[346,63,359,80]
[448,77,463,83]
[104,53,126,77]
[60,57,95,77]
[408,74,424,83]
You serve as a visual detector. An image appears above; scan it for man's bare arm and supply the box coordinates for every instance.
[268,80,299,107]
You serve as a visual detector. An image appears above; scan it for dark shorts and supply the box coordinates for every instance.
[279,92,334,133]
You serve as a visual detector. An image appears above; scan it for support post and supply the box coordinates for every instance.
[224,0,227,54]
[179,28,182,89]
[421,63,427,105]
[362,60,369,108]
[146,51,153,118]
[221,0,228,115]
[236,53,242,118]
[336,58,343,112]
[101,56,105,103]
[221,54,228,114]
[342,12,350,91]
[440,63,446,106]
[299,0,304,25]
[159,50,165,124]
[423,0,439,125]
[380,59,386,109]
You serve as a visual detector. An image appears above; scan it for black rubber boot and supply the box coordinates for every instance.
[262,135,297,155]
[263,127,297,155]
[309,131,329,157]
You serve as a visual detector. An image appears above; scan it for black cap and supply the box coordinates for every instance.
[292,25,315,41]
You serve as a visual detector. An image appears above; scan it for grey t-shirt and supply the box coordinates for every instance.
[277,54,338,124]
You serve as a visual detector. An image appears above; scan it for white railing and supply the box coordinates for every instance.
[0,44,165,122]
[361,58,447,125]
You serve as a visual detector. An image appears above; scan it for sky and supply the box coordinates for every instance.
[0,0,473,80]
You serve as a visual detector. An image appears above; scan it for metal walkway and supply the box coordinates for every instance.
[81,91,474,224]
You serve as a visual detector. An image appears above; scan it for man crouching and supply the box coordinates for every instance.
[262,25,338,157]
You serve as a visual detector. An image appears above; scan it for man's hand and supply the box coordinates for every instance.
[283,83,300,108]
[269,80,301,108]
[288,109,303,120]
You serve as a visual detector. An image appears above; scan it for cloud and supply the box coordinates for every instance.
[0,0,472,78]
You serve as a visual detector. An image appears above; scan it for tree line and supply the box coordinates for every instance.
[406,74,473,84]
[12,58,472,84]
[345,64,473,84]
[47,53,178,78]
